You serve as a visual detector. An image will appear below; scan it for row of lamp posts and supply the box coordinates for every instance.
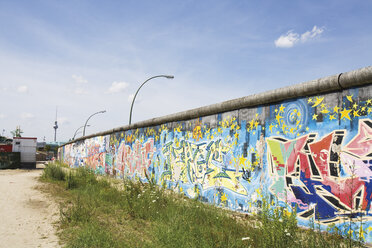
[72,75,174,140]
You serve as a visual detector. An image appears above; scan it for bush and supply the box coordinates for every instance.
[42,162,66,181]
[66,171,78,189]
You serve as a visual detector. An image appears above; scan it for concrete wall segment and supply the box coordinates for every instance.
[65,66,372,146]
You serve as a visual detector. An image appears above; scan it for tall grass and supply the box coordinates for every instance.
[42,162,66,181]
[41,162,365,248]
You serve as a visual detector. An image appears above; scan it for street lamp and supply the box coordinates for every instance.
[129,75,174,125]
[83,110,106,137]
[72,125,90,140]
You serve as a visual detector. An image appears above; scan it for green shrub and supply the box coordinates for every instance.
[42,162,65,181]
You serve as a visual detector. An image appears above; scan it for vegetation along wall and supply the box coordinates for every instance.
[59,66,372,242]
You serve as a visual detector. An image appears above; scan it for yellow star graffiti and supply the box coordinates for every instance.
[306,127,309,131]
[346,95,353,102]
[221,193,228,202]
[275,108,278,113]
[312,114,318,120]
[308,98,313,103]
[340,108,352,120]
[320,108,329,114]
[269,123,274,133]
[369,108,372,114]
[282,123,287,132]
[367,99,372,105]
[249,119,255,130]
[312,97,324,107]
[353,110,360,117]
[239,155,247,166]
[329,114,336,120]
[279,105,285,113]
[275,114,283,125]
[333,106,339,113]
[234,132,239,139]
[353,103,358,109]
[254,121,259,128]
[321,103,326,108]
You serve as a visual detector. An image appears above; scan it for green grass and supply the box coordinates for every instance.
[41,162,365,248]
[42,162,66,181]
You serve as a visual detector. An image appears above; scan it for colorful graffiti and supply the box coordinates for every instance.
[59,87,372,242]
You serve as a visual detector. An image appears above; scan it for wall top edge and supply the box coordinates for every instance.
[63,65,372,147]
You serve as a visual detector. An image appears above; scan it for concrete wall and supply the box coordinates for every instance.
[59,66,372,242]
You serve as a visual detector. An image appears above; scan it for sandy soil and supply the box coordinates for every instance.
[0,167,60,248]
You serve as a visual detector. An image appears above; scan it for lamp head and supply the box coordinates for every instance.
[165,75,174,79]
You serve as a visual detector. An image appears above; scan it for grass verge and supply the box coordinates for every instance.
[40,162,365,248]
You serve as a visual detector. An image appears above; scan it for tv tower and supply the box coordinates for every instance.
[53,107,58,142]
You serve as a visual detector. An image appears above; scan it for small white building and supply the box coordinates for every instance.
[12,137,37,168]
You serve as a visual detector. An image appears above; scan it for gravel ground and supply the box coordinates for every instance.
[0,166,60,248]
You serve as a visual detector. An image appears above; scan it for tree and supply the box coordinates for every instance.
[11,126,23,137]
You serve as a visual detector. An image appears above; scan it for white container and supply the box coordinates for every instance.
[12,137,37,164]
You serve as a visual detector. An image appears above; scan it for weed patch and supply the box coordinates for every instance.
[41,162,366,248]
[42,162,66,181]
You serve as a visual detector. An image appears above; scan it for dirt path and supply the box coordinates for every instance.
[0,168,60,248]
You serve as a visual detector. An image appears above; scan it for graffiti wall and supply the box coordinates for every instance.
[60,84,372,242]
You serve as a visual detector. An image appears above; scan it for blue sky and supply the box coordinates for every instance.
[0,0,371,142]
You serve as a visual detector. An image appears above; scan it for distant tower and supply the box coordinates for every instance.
[53,107,58,142]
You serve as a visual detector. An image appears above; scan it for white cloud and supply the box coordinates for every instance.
[20,112,34,119]
[57,117,70,125]
[275,26,324,48]
[128,93,135,102]
[127,93,143,104]
[74,87,88,95]
[300,26,324,42]
[274,31,299,48]
[17,85,29,93]
[106,81,129,94]
[72,74,88,84]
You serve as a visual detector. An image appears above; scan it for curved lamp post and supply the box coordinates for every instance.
[129,75,174,125]
[72,125,90,140]
[83,110,106,137]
